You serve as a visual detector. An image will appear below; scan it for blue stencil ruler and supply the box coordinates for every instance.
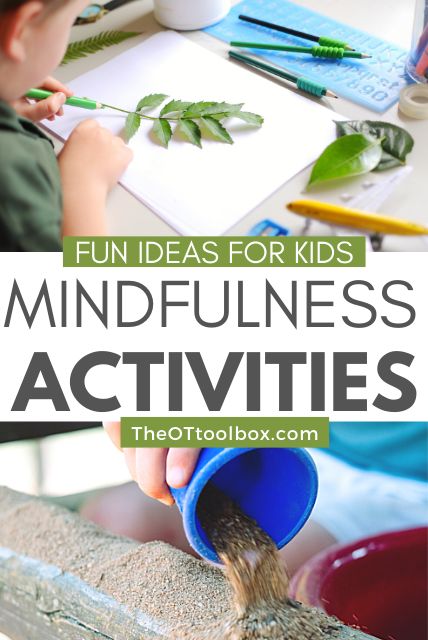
[205,0,409,112]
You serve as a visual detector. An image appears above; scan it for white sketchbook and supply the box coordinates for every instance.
[47,32,341,235]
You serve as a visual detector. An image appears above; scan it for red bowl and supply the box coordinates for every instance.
[290,528,428,640]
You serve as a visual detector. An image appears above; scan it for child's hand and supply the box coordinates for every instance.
[60,119,132,194]
[59,120,133,235]
[13,77,73,122]
[104,422,201,506]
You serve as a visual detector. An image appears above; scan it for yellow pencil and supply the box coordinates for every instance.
[287,200,428,236]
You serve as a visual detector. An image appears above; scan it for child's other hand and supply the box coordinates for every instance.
[59,120,133,197]
[13,77,73,122]
[59,120,132,236]
[104,422,201,506]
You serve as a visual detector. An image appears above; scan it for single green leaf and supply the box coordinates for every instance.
[307,134,383,189]
[335,120,414,172]
[200,102,244,116]
[336,121,364,137]
[177,119,202,147]
[209,113,229,121]
[183,102,243,118]
[152,118,172,147]
[160,100,193,116]
[202,116,233,144]
[137,94,169,112]
[124,113,141,142]
[61,31,140,65]
[182,102,217,117]
[209,111,263,126]
[233,111,264,127]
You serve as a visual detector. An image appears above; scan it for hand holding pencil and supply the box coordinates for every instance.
[15,77,73,122]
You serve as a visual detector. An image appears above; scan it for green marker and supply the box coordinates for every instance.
[25,88,104,110]
[230,42,372,59]
[25,88,142,118]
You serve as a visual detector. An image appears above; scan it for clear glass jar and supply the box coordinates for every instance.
[407,0,428,83]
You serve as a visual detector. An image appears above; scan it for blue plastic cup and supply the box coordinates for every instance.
[170,447,318,564]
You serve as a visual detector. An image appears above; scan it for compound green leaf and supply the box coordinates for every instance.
[61,31,140,65]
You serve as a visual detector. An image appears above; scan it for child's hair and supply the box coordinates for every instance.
[0,0,58,12]
[1,0,28,9]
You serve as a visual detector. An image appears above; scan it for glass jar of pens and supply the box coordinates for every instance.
[407,0,428,82]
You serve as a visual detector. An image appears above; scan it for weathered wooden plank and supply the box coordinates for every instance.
[0,549,162,640]
[0,487,377,640]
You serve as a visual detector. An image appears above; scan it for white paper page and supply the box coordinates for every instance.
[47,32,341,235]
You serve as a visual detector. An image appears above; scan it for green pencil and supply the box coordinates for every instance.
[229,50,338,99]
[25,89,138,117]
[25,88,103,109]
[230,42,371,59]
[238,14,356,51]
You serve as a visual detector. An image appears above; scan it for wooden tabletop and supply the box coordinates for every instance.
[56,0,427,252]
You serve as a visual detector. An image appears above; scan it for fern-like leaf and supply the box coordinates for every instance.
[61,31,140,66]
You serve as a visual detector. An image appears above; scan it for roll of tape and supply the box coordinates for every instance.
[399,84,428,119]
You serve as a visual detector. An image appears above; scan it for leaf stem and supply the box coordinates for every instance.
[102,103,193,122]
[101,103,149,118]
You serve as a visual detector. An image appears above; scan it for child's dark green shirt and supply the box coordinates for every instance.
[0,100,62,251]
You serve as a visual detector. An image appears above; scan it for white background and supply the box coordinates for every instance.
[0,252,426,421]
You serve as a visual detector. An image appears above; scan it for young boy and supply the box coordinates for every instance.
[0,0,133,250]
